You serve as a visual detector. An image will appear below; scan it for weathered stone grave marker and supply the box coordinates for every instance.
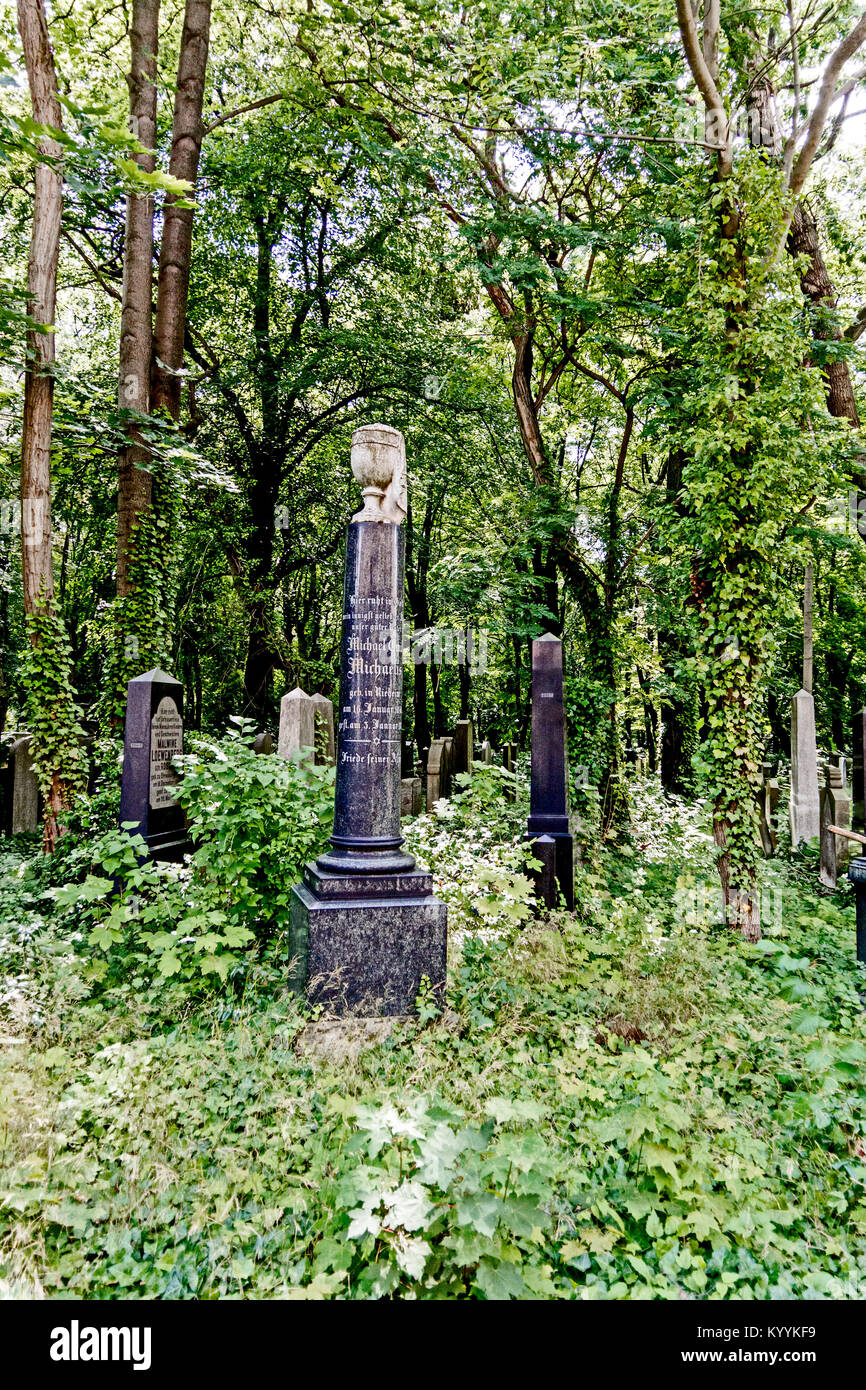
[526,633,575,910]
[310,692,335,764]
[819,758,852,889]
[278,687,315,762]
[425,736,451,807]
[289,424,447,1015]
[790,566,820,845]
[10,734,40,835]
[119,669,189,862]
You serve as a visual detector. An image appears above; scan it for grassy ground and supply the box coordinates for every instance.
[1,780,865,1299]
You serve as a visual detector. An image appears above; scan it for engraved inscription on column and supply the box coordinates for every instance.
[149,696,183,809]
[338,594,402,770]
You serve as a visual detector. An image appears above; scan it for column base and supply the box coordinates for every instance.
[289,872,448,1016]
[525,828,574,910]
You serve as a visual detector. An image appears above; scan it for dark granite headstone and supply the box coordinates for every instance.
[853,709,866,833]
[401,739,416,777]
[526,633,574,910]
[289,425,447,1016]
[453,720,473,777]
[119,669,190,862]
[846,856,866,964]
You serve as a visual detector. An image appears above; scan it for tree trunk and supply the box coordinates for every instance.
[788,202,861,430]
[17,0,61,621]
[17,0,85,851]
[117,0,160,598]
[151,0,212,422]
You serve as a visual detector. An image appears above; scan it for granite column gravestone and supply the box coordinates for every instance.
[853,709,866,833]
[526,633,575,910]
[289,425,447,1015]
[119,669,190,861]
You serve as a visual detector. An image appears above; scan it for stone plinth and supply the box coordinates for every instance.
[526,633,574,910]
[790,688,820,845]
[289,437,446,1016]
[119,669,190,862]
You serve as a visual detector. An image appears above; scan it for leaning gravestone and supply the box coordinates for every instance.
[790,688,820,845]
[289,424,447,1015]
[526,633,575,910]
[119,669,190,861]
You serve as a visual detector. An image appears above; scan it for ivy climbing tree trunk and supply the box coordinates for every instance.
[117,0,160,600]
[16,0,86,851]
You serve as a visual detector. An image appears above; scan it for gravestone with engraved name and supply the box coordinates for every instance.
[526,633,575,909]
[119,669,190,861]
[289,425,447,1015]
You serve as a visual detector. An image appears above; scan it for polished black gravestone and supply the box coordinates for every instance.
[853,709,866,833]
[119,669,190,862]
[526,633,575,910]
[290,520,447,1015]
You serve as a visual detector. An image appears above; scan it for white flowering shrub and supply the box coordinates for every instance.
[401,764,536,946]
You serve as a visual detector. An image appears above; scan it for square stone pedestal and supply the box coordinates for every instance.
[289,865,447,1016]
[526,828,575,910]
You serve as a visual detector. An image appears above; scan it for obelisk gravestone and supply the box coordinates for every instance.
[289,425,447,1015]
[119,668,190,861]
[526,633,575,909]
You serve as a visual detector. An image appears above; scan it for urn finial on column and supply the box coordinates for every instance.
[351,423,407,524]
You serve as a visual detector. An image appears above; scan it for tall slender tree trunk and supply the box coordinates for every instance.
[117,0,160,598]
[17,0,84,850]
[151,0,212,422]
[17,0,60,621]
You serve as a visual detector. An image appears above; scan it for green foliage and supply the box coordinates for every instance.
[3,785,865,1299]
[21,601,88,822]
[402,763,537,935]
[176,718,335,942]
[44,719,334,996]
[656,158,846,905]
